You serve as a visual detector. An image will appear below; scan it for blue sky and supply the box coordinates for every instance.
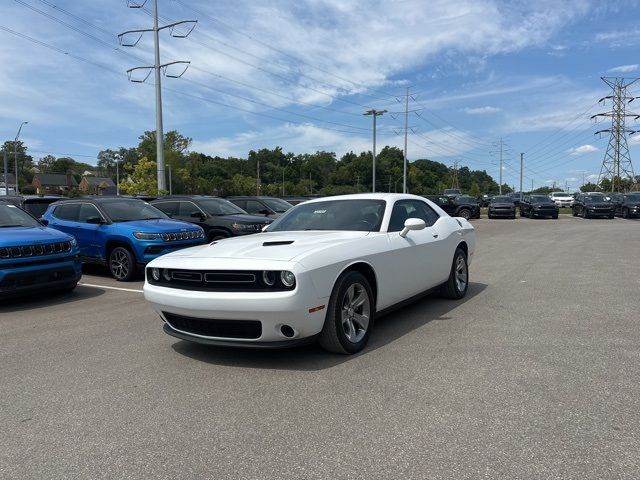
[1,0,640,191]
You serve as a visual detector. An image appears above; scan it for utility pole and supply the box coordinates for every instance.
[118,0,196,194]
[519,153,524,201]
[13,121,27,194]
[363,109,386,192]
[403,86,409,193]
[499,138,503,195]
[3,149,8,196]
[531,179,534,192]
[256,158,260,195]
[115,153,121,196]
[591,77,639,192]
[451,160,459,189]
[168,166,172,195]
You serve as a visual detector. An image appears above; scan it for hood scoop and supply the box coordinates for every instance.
[263,240,294,246]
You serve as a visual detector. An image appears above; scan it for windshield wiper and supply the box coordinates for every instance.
[0,224,26,228]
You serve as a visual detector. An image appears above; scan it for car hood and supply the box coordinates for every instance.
[115,219,200,232]
[0,226,73,246]
[490,202,515,207]
[532,202,557,207]
[158,230,371,262]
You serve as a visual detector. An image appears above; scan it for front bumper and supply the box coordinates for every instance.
[0,255,82,298]
[144,274,328,344]
[136,239,206,264]
[489,208,515,217]
[586,208,614,217]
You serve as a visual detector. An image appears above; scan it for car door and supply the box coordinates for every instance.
[383,199,451,301]
[75,203,106,259]
[245,199,273,217]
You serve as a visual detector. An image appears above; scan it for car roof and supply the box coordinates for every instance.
[151,195,221,201]
[227,196,282,199]
[301,193,431,204]
[50,196,147,205]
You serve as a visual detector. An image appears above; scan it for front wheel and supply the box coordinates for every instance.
[319,271,374,354]
[622,208,629,219]
[441,248,469,300]
[582,209,589,219]
[109,246,136,281]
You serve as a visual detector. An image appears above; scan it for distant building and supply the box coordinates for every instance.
[79,176,116,195]
[32,173,78,195]
[0,173,16,192]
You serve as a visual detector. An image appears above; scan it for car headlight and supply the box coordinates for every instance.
[162,269,171,282]
[262,271,276,286]
[134,232,161,240]
[69,238,77,248]
[231,223,257,232]
[280,270,296,288]
[151,268,161,281]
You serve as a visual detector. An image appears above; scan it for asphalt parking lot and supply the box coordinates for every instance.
[2,215,639,479]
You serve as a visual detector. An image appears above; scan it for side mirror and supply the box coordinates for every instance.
[400,218,426,238]
[86,216,104,225]
[40,218,49,226]
[258,209,271,216]
[191,211,205,219]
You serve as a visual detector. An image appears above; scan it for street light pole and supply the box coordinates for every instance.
[363,109,387,192]
[114,153,121,196]
[14,121,28,194]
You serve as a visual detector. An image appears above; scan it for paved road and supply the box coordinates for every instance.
[1,216,639,479]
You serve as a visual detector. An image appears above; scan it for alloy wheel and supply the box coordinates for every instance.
[110,248,130,280]
[455,254,468,292]
[340,283,370,344]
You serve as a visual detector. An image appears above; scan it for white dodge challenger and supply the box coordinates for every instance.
[144,193,475,354]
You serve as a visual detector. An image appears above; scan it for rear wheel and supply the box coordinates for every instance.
[441,248,469,300]
[552,214,558,219]
[458,208,471,220]
[109,246,136,282]
[319,271,374,354]
[208,231,229,242]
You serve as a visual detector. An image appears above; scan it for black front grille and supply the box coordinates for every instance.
[163,312,261,339]
[0,241,72,259]
[147,268,294,291]
[0,266,77,289]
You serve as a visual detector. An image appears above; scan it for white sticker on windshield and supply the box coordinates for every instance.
[314,209,327,214]
[6,204,17,208]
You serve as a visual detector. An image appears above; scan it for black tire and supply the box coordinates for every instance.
[582,209,589,219]
[109,246,136,282]
[319,271,374,354]
[488,212,493,219]
[552,214,558,219]
[572,208,577,217]
[608,214,614,219]
[458,208,471,220]
[519,208,524,218]
[208,231,229,242]
[528,210,534,219]
[441,248,469,300]
[622,208,629,219]
[511,213,516,219]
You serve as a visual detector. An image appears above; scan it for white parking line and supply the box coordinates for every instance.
[78,283,144,293]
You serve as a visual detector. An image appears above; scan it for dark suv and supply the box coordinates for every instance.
[227,196,293,218]
[487,196,516,219]
[519,195,559,219]
[571,193,614,218]
[151,195,272,242]
[2,195,62,219]
[424,195,480,220]
[614,192,640,218]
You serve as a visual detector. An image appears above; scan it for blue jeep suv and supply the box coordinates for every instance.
[42,197,204,281]
[0,200,81,298]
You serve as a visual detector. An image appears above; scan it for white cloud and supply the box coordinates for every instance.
[568,144,598,156]
[608,64,639,73]
[462,106,501,114]
[586,174,599,182]
[596,29,640,46]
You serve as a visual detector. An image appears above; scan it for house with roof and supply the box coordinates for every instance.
[79,176,116,195]
[32,173,78,195]
[0,173,16,194]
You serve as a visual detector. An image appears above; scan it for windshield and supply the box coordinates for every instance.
[530,196,549,203]
[625,194,640,202]
[491,196,513,203]
[198,198,247,216]
[101,200,168,222]
[268,199,386,232]
[584,196,607,203]
[456,196,477,203]
[0,203,41,227]
[262,198,293,213]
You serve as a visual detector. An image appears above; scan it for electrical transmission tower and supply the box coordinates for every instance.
[118,0,197,193]
[490,138,510,194]
[390,87,419,193]
[591,77,639,192]
[450,160,460,189]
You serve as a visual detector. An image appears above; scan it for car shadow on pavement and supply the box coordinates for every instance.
[0,285,105,314]
[171,281,487,372]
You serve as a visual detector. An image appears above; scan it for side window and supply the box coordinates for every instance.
[77,203,102,223]
[178,202,202,217]
[389,200,441,232]
[231,199,246,211]
[53,204,80,221]
[245,200,265,214]
[153,201,178,216]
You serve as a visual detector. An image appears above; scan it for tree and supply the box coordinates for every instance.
[580,182,598,192]
[468,182,481,197]
[118,157,160,195]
